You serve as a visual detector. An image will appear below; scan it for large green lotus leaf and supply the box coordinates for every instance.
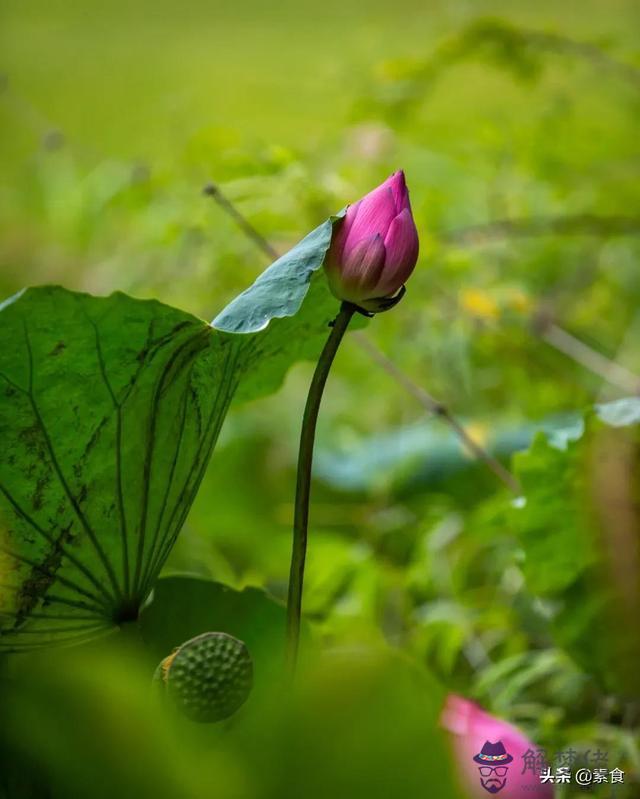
[0,217,339,651]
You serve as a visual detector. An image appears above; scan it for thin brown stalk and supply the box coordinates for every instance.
[540,322,640,395]
[352,332,522,495]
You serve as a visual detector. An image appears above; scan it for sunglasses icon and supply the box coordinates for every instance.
[479,766,509,777]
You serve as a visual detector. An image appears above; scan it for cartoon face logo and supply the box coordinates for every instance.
[473,741,513,793]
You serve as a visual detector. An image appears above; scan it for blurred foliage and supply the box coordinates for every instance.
[0,636,458,799]
[1,0,640,796]
[513,399,640,700]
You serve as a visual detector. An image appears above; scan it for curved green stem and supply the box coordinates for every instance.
[286,301,356,675]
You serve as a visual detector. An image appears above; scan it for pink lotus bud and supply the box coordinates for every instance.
[325,170,419,312]
[441,695,553,798]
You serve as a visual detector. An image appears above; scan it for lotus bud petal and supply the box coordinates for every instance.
[327,233,386,304]
[325,170,419,312]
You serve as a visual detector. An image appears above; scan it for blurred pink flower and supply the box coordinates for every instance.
[325,170,419,312]
[441,694,554,798]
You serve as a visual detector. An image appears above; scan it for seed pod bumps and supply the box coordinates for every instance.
[154,632,253,723]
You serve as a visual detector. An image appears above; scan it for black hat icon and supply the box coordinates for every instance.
[473,741,514,765]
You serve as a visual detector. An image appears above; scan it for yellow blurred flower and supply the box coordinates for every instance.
[459,288,499,321]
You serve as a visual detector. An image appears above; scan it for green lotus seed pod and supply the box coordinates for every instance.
[155,632,253,723]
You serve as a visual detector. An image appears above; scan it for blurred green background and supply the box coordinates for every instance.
[1,0,639,796]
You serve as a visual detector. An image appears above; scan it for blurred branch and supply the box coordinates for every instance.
[203,183,279,260]
[427,18,640,92]
[0,73,68,151]
[597,311,640,403]
[352,332,521,494]
[441,214,640,247]
[508,25,640,91]
[533,314,640,395]
[204,181,522,495]
[376,19,640,125]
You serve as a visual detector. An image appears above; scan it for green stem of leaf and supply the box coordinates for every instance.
[286,301,355,676]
